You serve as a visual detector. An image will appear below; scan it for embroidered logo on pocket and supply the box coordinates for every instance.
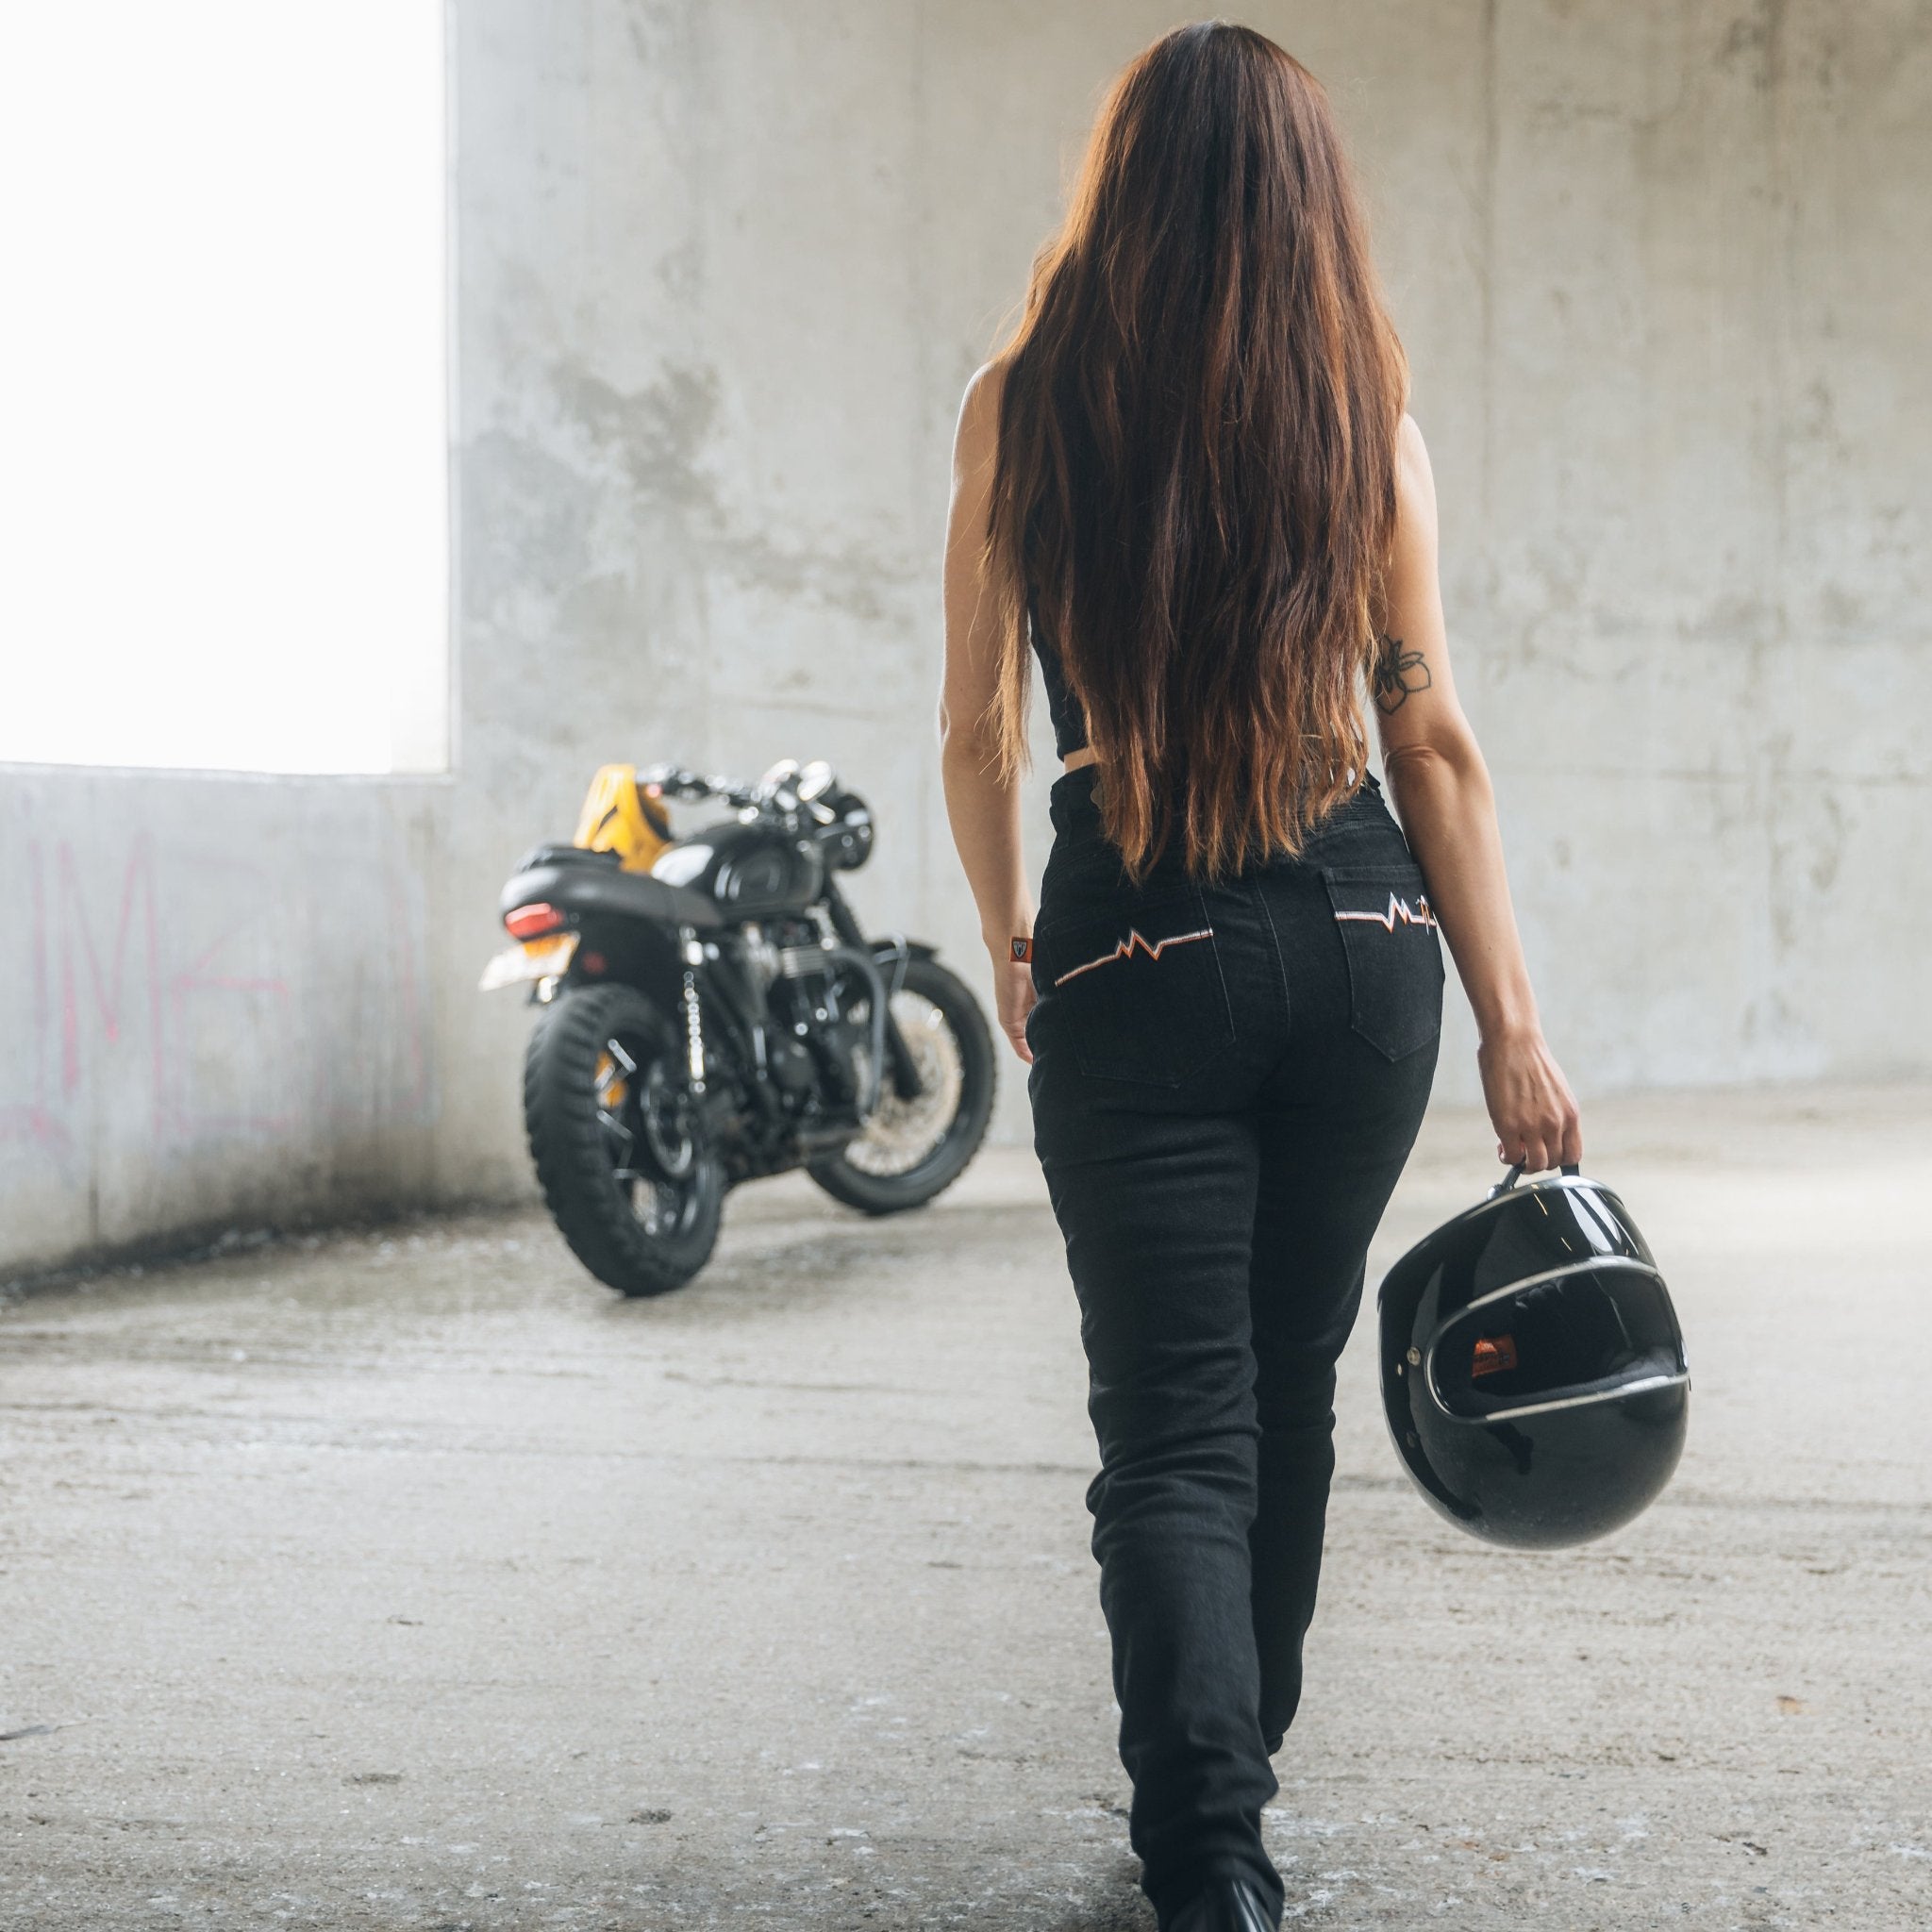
[1052,925,1214,987]
[1333,893,1437,932]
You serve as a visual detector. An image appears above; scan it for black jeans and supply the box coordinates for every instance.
[1024,764,1442,1929]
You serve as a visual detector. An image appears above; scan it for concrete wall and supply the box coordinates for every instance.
[4,0,1927,1277]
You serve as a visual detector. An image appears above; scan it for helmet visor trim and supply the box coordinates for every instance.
[1424,1263,1685,1421]
[1445,1368,1690,1424]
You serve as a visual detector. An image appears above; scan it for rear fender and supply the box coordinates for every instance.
[870,935,936,985]
[563,924,684,1012]
[867,937,937,1100]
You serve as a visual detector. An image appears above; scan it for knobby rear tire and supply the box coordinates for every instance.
[523,983,722,1297]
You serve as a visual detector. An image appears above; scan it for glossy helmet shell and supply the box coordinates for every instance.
[1378,1171,1689,1549]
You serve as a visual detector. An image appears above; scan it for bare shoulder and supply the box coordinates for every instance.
[954,358,1008,470]
[1395,411,1439,516]
[1372,408,1468,744]
[964,355,1008,408]
[1386,408,1441,586]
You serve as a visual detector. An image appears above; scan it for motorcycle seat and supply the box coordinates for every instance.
[501,855,725,932]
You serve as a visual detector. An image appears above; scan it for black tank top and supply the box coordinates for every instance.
[1026,587,1090,758]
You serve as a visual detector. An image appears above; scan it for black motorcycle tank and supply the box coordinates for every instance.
[654,819,825,920]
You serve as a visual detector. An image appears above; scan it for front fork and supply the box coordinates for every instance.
[822,884,923,1101]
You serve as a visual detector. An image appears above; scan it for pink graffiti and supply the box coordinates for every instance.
[1,831,434,1158]
[55,835,166,1127]
[164,914,296,1139]
[0,838,67,1156]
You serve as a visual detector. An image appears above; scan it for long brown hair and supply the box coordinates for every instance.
[984,22,1409,880]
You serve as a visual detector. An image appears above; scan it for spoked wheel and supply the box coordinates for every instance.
[525,984,722,1295]
[806,955,994,1216]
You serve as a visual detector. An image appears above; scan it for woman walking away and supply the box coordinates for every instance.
[939,23,1581,1932]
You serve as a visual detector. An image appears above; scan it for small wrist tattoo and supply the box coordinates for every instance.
[1010,936,1033,964]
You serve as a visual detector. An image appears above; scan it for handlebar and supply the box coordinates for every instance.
[637,762,760,809]
[638,758,831,818]
[636,758,868,871]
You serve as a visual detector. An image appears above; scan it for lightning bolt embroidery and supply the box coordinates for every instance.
[1333,894,1438,932]
[1053,926,1215,987]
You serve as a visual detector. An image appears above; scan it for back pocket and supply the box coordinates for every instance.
[1321,865,1445,1060]
[1033,883,1234,1086]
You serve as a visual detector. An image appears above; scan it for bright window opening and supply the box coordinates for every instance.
[0,4,450,774]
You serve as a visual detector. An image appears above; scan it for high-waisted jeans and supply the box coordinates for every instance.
[1024,763,1443,1929]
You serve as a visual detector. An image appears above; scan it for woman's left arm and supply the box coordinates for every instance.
[939,359,1037,1064]
[1374,411,1582,1171]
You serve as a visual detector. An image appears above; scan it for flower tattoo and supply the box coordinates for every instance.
[1372,633,1432,714]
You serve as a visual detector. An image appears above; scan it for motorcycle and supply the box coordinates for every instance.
[480,757,995,1295]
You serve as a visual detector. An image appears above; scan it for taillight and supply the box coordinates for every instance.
[506,902,565,940]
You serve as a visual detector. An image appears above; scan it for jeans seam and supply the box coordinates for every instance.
[1248,876,1292,1032]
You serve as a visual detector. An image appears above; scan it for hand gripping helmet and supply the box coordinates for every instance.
[1378,1165,1689,1549]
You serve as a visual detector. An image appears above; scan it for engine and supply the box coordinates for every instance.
[741,916,869,1120]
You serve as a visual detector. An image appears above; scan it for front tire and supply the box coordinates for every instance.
[807,955,994,1216]
[524,983,723,1296]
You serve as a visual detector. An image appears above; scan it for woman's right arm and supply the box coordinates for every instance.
[939,359,1039,1064]
[1372,412,1582,1173]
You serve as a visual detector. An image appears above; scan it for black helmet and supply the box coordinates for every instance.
[1378,1164,1689,1549]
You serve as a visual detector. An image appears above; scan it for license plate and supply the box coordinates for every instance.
[478,933,578,991]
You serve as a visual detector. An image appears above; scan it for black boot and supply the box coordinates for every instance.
[1163,1874,1279,1932]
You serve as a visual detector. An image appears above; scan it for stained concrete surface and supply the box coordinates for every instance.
[2,1085,1928,1929]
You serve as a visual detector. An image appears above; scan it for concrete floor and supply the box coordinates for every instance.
[2,1087,1928,1931]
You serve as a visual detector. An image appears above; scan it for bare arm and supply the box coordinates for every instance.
[940,360,1037,1063]
[1373,412,1581,1171]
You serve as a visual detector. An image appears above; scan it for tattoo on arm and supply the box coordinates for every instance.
[1372,633,1432,714]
